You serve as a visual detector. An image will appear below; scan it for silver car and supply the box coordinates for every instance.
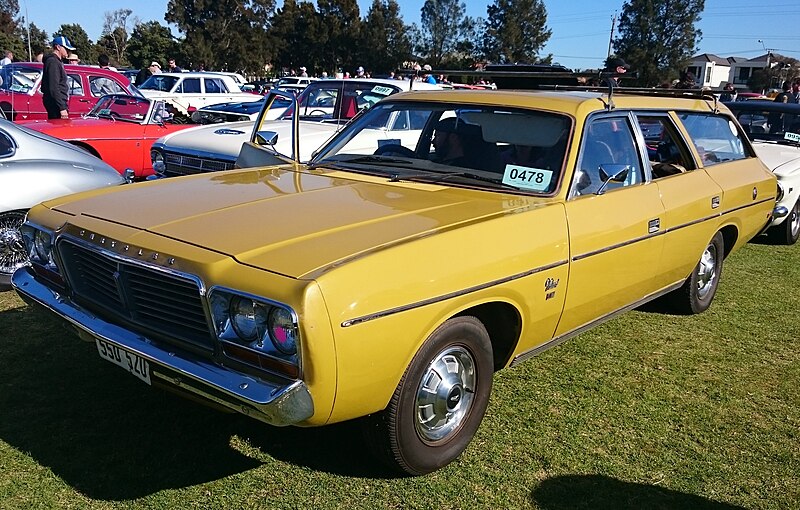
[0,119,126,288]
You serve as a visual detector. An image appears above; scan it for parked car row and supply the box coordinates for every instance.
[8,73,784,477]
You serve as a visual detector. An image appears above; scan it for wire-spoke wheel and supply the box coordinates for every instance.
[0,210,28,288]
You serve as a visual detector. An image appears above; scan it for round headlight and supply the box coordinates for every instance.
[230,296,269,343]
[151,149,164,163]
[268,307,298,355]
[34,230,53,265]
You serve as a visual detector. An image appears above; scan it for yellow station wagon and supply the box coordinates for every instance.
[13,80,779,475]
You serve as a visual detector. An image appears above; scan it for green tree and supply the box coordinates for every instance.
[269,0,326,74]
[166,0,275,73]
[417,0,473,67]
[55,24,96,64]
[25,23,49,58]
[0,0,23,58]
[98,9,135,67]
[613,0,704,87]
[318,0,362,73]
[125,21,178,71]
[483,0,550,64]
[359,0,412,74]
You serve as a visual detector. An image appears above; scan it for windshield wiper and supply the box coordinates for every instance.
[396,170,521,190]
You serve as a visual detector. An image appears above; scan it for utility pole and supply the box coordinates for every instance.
[607,12,617,59]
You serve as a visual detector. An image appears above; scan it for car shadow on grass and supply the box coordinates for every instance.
[530,474,746,510]
[0,305,393,501]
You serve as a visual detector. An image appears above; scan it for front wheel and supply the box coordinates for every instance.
[768,198,800,245]
[0,210,28,289]
[363,316,493,475]
[669,231,724,314]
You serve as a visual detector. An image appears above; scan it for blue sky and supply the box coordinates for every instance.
[21,0,800,70]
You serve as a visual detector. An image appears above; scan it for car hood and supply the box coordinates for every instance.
[18,117,139,134]
[49,167,523,279]
[159,120,340,162]
[752,142,800,178]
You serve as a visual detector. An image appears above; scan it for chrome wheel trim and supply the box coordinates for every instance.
[696,242,718,299]
[0,213,27,276]
[414,345,477,443]
[789,200,800,240]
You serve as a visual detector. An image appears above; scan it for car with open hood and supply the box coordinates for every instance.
[137,72,261,116]
[13,80,778,475]
[150,78,441,178]
[17,94,194,179]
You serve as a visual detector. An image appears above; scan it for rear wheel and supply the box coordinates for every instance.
[669,231,724,314]
[0,210,28,288]
[768,198,800,245]
[364,316,493,475]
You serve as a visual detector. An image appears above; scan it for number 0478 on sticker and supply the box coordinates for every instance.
[502,164,553,192]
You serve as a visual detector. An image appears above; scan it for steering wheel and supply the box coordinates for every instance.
[308,109,327,116]
[373,144,417,158]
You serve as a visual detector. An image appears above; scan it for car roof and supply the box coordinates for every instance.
[385,88,720,116]
[725,99,800,114]
[4,62,127,79]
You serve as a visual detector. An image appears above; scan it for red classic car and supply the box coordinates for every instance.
[0,63,136,121]
[19,94,194,178]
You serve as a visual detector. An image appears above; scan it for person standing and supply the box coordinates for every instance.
[167,58,182,73]
[602,57,629,88]
[0,50,12,66]
[98,54,117,71]
[42,35,75,119]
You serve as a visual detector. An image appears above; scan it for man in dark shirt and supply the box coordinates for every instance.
[42,35,75,119]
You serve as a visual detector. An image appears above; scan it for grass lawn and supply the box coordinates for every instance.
[0,239,798,509]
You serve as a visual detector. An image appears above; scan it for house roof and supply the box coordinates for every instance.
[691,53,730,65]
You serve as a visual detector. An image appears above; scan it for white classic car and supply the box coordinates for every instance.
[151,78,440,177]
[726,100,800,244]
[137,72,261,116]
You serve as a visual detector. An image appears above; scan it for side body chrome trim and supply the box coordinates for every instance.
[510,280,684,367]
[341,259,569,327]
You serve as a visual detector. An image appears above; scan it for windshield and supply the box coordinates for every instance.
[87,95,151,123]
[730,104,800,144]
[138,75,179,92]
[280,81,401,122]
[311,101,571,194]
[0,65,40,93]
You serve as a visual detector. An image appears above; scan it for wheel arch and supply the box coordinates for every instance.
[719,224,738,258]
[454,301,522,372]
[68,141,101,159]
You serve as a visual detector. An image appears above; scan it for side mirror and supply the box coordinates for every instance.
[255,131,279,146]
[596,164,631,195]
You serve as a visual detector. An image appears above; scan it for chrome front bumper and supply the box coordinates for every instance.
[12,267,314,426]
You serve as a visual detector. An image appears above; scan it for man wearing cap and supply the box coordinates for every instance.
[67,53,80,64]
[422,64,437,84]
[42,35,75,119]
[602,57,629,88]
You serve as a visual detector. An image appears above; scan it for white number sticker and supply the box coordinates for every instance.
[785,131,800,143]
[371,86,394,96]
[502,164,553,191]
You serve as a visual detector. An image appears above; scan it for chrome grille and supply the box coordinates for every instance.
[164,151,235,177]
[58,239,213,351]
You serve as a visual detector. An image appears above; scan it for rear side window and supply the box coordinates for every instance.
[179,78,201,93]
[204,78,227,93]
[89,76,126,97]
[635,114,696,178]
[678,113,748,166]
[0,130,15,157]
[67,74,83,96]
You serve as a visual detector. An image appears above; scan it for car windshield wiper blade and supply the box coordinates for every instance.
[395,170,522,190]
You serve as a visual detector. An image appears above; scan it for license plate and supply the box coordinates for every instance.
[95,338,151,385]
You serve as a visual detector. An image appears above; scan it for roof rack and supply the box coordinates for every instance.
[406,65,722,111]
